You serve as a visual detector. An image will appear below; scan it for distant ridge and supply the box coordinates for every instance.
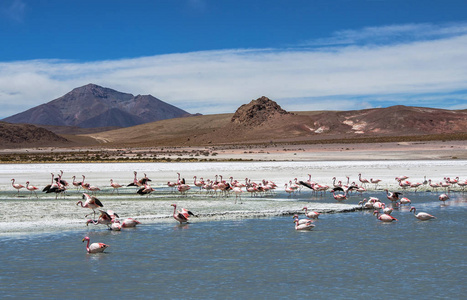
[3,84,195,128]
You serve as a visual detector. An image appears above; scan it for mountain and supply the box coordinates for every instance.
[2,84,195,128]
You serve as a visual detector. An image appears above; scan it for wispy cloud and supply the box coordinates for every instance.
[1,22,467,118]
[1,0,26,22]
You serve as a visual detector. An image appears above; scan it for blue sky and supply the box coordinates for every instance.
[1,0,467,118]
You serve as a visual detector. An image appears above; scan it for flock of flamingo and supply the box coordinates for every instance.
[8,170,464,252]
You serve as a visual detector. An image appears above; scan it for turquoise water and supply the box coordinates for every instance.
[1,191,465,299]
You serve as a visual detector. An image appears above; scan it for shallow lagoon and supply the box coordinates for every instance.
[1,161,466,298]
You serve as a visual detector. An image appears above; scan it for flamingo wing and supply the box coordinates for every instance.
[92,197,104,207]
[298,181,313,190]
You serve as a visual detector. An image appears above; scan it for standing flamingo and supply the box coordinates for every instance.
[410,207,436,221]
[11,179,24,196]
[76,193,104,218]
[370,178,382,189]
[110,179,123,194]
[438,193,449,204]
[358,173,370,188]
[171,204,196,224]
[82,236,109,253]
[25,181,39,198]
[72,175,82,191]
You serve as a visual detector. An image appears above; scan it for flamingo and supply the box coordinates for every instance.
[385,189,402,203]
[370,178,382,189]
[86,210,115,228]
[11,179,24,196]
[72,175,82,191]
[43,173,66,199]
[438,193,449,204]
[399,197,412,206]
[137,184,154,197]
[110,179,123,194]
[193,176,204,191]
[232,186,243,204]
[395,175,409,182]
[294,218,315,231]
[358,173,369,187]
[293,214,313,225]
[171,204,196,224]
[25,181,39,198]
[284,184,295,196]
[121,218,141,228]
[110,220,122,231]
[332,190,347,201]
[82,236,109,253]
[410,207,436,221]
[76,193,104,218]
[302,207,320,219]
[428,180,441,191]
[373,210,398,222]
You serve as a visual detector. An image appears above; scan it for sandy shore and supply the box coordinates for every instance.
[211,140,467,161]
[1,140,466,162]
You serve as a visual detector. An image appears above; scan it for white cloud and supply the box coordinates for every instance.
[1,23,467,118]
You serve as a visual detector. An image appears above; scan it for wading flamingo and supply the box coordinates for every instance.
[294,218,315,231]
[302,207,320,219]
[410,207,436,221]
[82,236,109,253]
[439,193,449,204]
[171,204,196,224]
[373,210,398,222]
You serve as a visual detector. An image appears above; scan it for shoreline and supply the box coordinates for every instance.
[0,140,466,163]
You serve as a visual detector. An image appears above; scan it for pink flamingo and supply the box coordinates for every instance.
[373,210,398,222]
[121,218,141,228]
[11,179,24,196]
[82,236,109,253]
[439,193,449,204]
[294,218,315,231]
[171,204,196,224]
[399,197,411,206]
[332,190,347,201]
[385,189,402,203]
[76,193,104,218]
[370,178,382,189]
[410,207,436,221]
[302,207,320,219]
[72,175,82,191]
[137,184,154,197]
[25,181,39,198]
[110,179,123,194]
[358,173,369,188]
[293,214,313,225]
[395,175,409,182]
[86,210,114,228]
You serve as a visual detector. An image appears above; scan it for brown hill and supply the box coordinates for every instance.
[82,97,467,147]
[0,122,71,148]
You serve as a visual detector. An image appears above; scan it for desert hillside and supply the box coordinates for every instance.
[82,97,467,147]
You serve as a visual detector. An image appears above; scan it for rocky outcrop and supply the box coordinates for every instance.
[231,96,291,126]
